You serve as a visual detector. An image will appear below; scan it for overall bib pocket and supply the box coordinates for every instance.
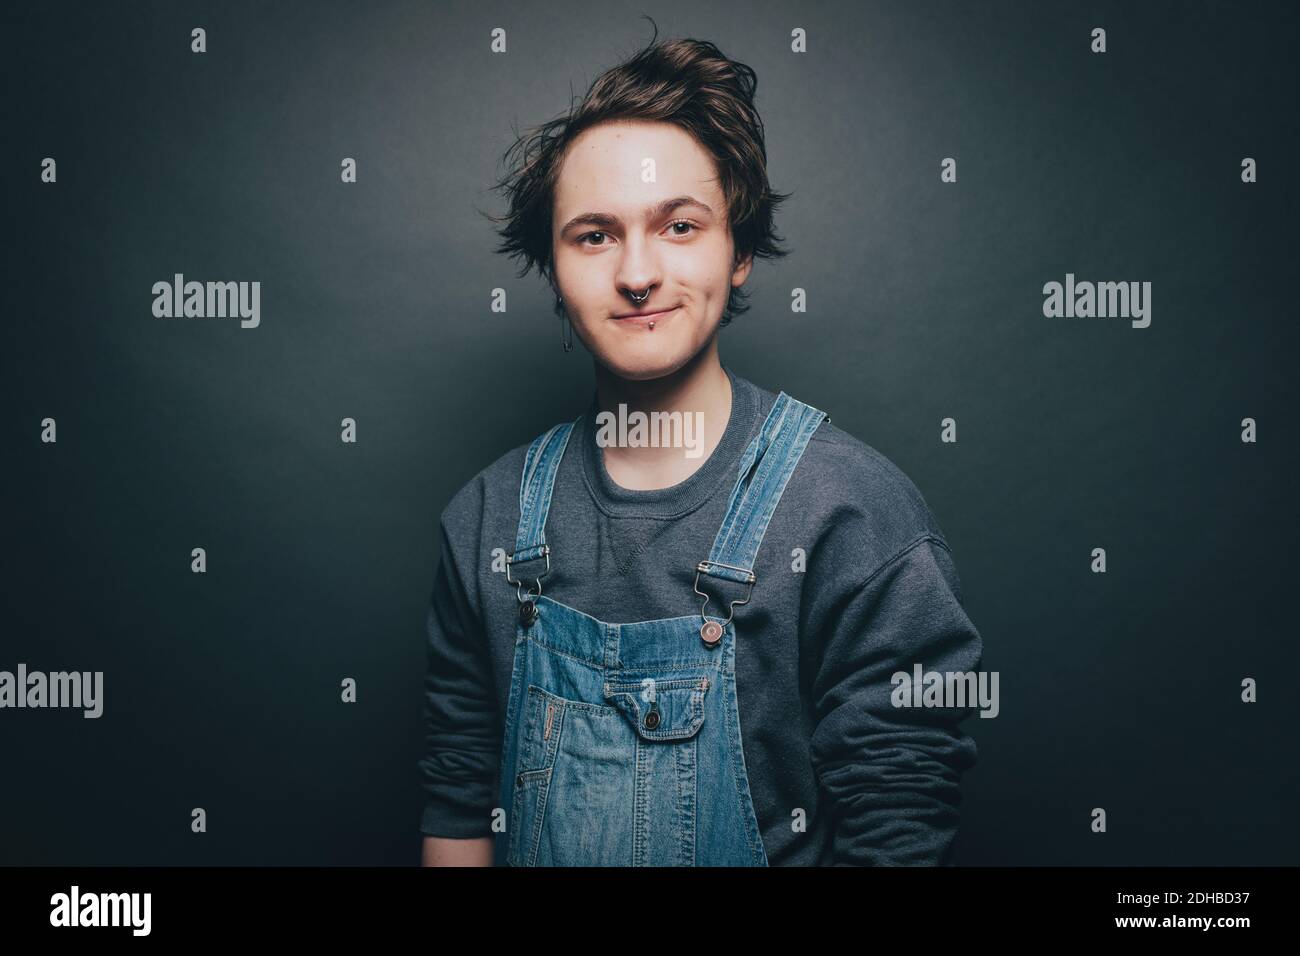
[603,673,712,864]
[507,683,624,866]
[603,675,710,741]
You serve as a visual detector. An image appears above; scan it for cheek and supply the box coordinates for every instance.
[668,240,731,291]
[553,250,595,296]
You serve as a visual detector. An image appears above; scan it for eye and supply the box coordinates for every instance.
[576,221,696,246]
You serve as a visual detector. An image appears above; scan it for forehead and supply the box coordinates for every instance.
[554,120,722,212]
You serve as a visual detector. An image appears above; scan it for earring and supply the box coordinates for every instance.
[560,312,573,352]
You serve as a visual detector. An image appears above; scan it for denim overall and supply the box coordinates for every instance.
[495,391,829,866]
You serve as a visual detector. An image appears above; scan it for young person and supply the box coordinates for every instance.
[419,32,982,867]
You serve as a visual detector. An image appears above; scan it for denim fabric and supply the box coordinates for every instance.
[496,392,827,866]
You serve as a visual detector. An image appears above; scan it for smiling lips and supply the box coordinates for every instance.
[612,306,677,325]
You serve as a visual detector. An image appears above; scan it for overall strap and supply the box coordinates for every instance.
[696,391,829,593]
[506,417,577,588]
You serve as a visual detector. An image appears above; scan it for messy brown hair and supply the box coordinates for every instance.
[485,19,792,327]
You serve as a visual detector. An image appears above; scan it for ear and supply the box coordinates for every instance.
[730,251,754,288]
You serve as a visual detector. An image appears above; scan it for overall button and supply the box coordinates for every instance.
[519,600,538,627]
[644,709,660,730]
[700,620,723,646]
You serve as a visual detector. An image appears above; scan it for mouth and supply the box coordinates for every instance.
[611,306,678,324]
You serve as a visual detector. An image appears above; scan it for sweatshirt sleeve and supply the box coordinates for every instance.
[417,506,501,839]
[808,533,982,865]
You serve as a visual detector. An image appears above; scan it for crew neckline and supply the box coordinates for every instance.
[577,364,759,518]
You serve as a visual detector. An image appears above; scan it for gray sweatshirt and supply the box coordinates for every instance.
[418,365,982,865]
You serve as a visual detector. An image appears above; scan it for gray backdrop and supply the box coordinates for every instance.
[5,0,1297,864]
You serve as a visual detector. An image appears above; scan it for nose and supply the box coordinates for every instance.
[613,233,662,303]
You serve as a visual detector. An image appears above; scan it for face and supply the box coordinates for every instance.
[551,119,752,381]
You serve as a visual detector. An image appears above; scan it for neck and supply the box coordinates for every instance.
[591,343,732,491]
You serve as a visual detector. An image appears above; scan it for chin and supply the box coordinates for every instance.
[597,348,694,383]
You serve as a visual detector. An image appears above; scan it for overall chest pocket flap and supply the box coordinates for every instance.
[603,675,709,741]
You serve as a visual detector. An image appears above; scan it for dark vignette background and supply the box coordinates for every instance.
[3,0,1297,865]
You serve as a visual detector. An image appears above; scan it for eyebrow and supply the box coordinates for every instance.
[558,196,714,237]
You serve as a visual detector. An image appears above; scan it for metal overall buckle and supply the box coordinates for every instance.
[693,560,755,647]
[506,545,549,627]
